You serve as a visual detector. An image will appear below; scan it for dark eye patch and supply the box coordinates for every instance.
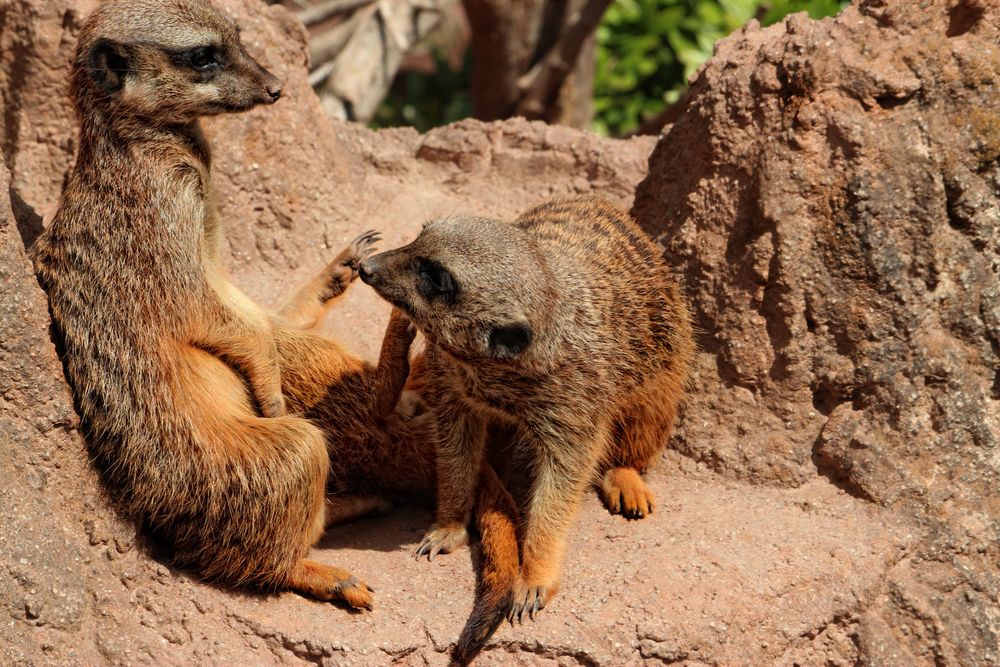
[488,322,533,360]
[168,45,224,74]
[415,258,459,304]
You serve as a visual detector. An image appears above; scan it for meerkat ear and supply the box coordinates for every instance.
[87,39,131,93]
[488,322,533,360]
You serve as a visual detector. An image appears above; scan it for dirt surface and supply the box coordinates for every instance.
[1,0,996,664]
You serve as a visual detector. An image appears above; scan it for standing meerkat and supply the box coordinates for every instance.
[30,0,424,608]
[360,196,694,656]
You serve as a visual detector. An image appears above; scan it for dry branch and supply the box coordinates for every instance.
[308,6,369,70]
[297,0,374,27]
[512,0,611,118]
[314,0,448,122]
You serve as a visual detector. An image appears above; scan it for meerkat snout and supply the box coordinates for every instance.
[357,260,376,285]
[267,81,283,102]
[246,54,283,103]
[358,251,415,320]
[358,248,403,283]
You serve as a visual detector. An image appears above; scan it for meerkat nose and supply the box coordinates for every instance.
[267,82,283,102]
[358,262,374,284]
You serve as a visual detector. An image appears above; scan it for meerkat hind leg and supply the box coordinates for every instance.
[324,494,394,527]
[599,467,655,519]
[287,558,374,610]
[599,379,678,518]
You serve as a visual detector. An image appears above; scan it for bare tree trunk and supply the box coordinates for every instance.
[551,30,594,129]
[312,1,448,123]
[461,0,546,121]
[462,0,600,129]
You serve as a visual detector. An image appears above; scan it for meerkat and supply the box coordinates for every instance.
[360,195,694,655]
[30,0,428,608]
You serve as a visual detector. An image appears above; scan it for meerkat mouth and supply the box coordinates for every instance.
[204,99,269,114]
[381,294,412,316]
[438,341,480,365]
[358,273,415,319]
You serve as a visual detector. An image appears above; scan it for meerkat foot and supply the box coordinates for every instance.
[287,559,374,610]
[599,467,655,519]
[344,229,381,269]
[414,522,468,561]
[507,575,559,625]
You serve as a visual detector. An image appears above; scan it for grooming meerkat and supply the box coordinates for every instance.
[361,196,694,655]
[30,0,429,608]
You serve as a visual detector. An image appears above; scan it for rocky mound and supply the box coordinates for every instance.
[2,0,995,664]
[632,1,998,662]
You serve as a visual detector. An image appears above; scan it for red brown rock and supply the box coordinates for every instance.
[633,0,999,662]
[1,0,995,664]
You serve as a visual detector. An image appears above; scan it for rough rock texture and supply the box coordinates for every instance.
[633,0,999,663]
[0,0,995,665]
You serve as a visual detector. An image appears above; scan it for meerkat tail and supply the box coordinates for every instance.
[454,463,520,664]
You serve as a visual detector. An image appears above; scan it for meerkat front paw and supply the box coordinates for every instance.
[341,229,381,274]
[414,522,468,561]
[320,230,382,301]
[508,574,559,624]
[336,229,381,283]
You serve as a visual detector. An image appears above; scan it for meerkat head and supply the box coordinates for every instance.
[360,217,555,364]
[72,0,282,123]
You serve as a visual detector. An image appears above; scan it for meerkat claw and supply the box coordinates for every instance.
[342,230,382,273]
[352,229,381,251]
[413,524,468,561]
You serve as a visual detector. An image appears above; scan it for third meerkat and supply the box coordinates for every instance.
[360,195,694,655]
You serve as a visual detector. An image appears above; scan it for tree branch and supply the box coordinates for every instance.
[309,5,370,68]
[298,0,375,28]
[315,1,446,123]
[512,0,611,118]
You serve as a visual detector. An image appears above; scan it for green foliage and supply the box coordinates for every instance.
[371,0,846,135]
[593,0,846,136]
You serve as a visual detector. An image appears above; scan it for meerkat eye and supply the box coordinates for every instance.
[187,46,221,72]
[488,322,533,360]
[415,258,458,303]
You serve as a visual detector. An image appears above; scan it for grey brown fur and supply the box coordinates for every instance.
[361,195,695,631]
